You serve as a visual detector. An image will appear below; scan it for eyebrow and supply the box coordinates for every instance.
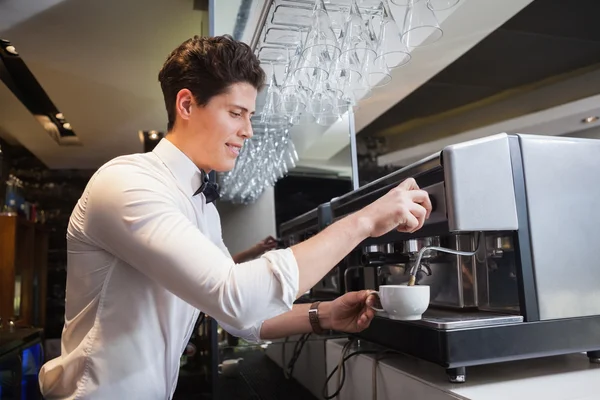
[230,104,255,115]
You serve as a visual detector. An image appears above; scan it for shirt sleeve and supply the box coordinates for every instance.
[209,206,233,259]
[75,162,299,331]
[218,320,264,344]
[211,210,265,343]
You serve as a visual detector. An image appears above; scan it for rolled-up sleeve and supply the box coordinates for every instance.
[219,320,264,344]
[78,162,299,331]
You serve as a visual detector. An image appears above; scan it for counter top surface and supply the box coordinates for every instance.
[0,327,43,357]
[326,338,600,400]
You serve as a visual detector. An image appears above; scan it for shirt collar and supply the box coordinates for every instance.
[152,138,202,198]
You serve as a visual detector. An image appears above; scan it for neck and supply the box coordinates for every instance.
[166,128,212,173]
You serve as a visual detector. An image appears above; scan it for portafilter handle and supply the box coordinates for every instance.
[343,266,363,293]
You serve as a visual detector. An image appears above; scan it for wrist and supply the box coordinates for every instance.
[350,210,373,239]
[316,301,333,331]
[243,246,261,261]
[247,246,259,258]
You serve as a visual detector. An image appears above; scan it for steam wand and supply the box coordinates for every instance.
[407,232,484,286]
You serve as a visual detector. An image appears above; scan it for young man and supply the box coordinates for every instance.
[39,35,432,399]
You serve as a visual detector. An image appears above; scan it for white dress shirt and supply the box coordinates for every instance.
[38,138,299,399]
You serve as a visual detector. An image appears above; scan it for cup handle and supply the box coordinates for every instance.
[218,364,223,374]
[368,291,385,312]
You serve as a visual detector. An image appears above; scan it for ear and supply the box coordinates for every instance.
[175,89,194,122]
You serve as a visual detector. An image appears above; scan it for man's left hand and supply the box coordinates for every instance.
[232,236,279,264]
[249,236,278,258]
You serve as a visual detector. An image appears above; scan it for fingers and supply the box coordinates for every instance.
[262,236,278,249]
[397,211,419,233]
[366,292,382,311]
[408,203,427,231]
[342,291,377,331]
[393,186,432,232]
[396,180,433,222]
[344,289,370,305]
[356,305,376,330]
[398,177,419,191]
[343,290,374,310]
[366,292,377,307]
[408,190,433,219]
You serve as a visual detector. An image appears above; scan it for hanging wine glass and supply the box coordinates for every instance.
[427,0,459,11]
[402,0,443,47]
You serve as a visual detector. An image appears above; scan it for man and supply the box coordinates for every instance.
[38,35,432,399]
[232,236,279,263]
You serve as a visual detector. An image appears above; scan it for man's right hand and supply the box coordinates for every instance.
[289,177,433,297]
[357,178,432,237]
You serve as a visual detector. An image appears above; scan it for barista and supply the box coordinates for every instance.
[38,35,432,399]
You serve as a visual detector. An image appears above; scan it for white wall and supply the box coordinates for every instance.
[564,125,600,139]
[211,0,242,36]
[216,186,277,256]
[210,0,277,255]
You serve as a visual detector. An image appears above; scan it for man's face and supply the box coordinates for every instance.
[187,82,257,172]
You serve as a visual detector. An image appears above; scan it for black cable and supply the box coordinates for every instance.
[323,350,376,400]
[285,333,311,378]
[286,333,310,377]
[322,348,400,400]
[282,336,290,379]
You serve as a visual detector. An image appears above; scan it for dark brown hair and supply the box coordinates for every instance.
[158,35,265,131]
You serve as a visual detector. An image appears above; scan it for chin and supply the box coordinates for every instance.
[213,160,237,173]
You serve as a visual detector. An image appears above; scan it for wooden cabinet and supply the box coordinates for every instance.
[0,215,48,328]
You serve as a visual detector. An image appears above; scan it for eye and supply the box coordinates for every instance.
[230,111,242,118]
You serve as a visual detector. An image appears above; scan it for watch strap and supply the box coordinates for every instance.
[308,301,324,335]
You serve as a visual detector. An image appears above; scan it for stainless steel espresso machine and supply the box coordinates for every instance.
[282,133,600,383]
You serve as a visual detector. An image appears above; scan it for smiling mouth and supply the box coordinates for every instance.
[226,144,241,155]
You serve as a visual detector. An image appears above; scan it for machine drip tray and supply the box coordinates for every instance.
[377,309,523,330]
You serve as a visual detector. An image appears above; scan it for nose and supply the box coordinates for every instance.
[240,118,253,139]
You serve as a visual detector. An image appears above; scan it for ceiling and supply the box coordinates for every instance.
[2,0,589,177]
[378,93,600,166]
[365,0,600,163]
[0,0,207,168]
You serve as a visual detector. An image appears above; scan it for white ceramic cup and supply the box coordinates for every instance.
[218,358,243,377]
[369,285,430,321]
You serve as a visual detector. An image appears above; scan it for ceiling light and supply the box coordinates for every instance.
[582,116,599,124]
[5,45,18,55]
[139,130,165,153]
[56,113,64,120]
[62,122,72,130]
[138,130,164,144]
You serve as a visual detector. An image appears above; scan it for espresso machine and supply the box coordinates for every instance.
[322,133,600,382]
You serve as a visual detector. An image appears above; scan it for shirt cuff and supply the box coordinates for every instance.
[219,248,299,338]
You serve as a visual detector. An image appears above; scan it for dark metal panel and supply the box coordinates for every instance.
[354,315,600,369]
